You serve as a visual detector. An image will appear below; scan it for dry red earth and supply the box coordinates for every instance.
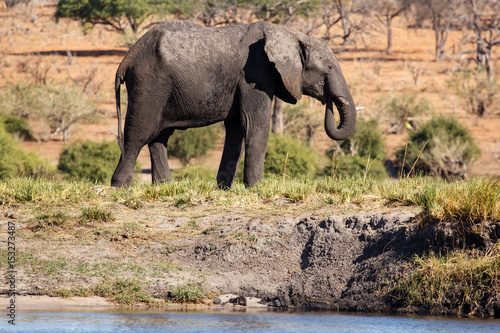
[1,3,499,178]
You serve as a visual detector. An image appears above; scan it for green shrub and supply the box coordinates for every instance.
[282,100,322,145]
[81,206,115,224]
[326,119,387,179]
[168,125,220,165]
[264,133,321,179]
[448,69,499,117]
[0,113,32,140]
[331,155,387,179]
[58,141,141,184]
[396,117,480,180]
[0,125,47,179]
[334,118,386,159]
[379,95,431,134]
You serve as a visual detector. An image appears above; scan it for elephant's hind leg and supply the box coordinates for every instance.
[148,129,174,183]
[111,144,142,187]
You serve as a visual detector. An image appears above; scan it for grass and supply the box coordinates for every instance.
[80,206,115,224]
[92,278,152,305]
[169,281,217,304]
[387,244,500,317]
[1,176,499,223]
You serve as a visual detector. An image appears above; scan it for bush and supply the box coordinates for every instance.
[331,155,388,180]
[396,117,480,180]
[264,133,320,179]
[282,100,322,145]
[0,83,95,142]
[379,95,431,134]
[447,69,499,117]
[168,125,220,165]
[332,118,386,159]
[326,119,387,179]
[0,112,32,140]
[0,125,46,179]
[58,141,140,183]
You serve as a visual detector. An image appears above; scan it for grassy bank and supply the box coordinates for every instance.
[1,175,499,220]
[1,176,499,313]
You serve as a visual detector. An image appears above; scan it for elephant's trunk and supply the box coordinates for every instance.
[324,72,357,141]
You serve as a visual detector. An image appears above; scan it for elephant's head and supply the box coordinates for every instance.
[264,26,357,141]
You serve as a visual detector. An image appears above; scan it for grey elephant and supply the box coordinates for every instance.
[111,20,357,188]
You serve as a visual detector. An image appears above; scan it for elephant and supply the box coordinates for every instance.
[111,20,357,188]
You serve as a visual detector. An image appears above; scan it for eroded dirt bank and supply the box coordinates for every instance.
[5,206,500,316]
[150,212,421,312]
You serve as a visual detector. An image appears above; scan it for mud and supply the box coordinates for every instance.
[148,212,422,312]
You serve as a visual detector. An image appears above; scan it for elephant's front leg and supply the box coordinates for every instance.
[240,91,272,187]
[148,129,174,184]
[217,117,244,189]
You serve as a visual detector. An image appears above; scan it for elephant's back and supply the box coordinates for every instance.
[155,23,250,67]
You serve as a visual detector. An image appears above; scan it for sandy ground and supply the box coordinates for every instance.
[3,294,267,311]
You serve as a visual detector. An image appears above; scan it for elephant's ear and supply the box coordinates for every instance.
[264,25,303,101]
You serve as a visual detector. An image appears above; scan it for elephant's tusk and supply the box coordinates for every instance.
[356,106,365,111]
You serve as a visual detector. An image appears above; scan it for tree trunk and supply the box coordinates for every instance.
[272,97,284,136]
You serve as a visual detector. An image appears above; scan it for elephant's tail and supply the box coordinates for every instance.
[115,73,125,156]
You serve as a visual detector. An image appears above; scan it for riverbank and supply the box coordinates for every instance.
[1,177,499,318]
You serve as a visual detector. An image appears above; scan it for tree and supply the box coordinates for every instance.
[413,0,464,61]
[447,69,499,117]
[55,0,171,33]
[246,0,319,25]
[195,0,239,27]
[0,84,95,142]
[4,0,30,8]
[320,0,371,47]
[462,0,500,82]
[272,98,284,136]
[369,0,408,54]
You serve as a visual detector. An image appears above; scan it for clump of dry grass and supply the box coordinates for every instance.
[388,244,500,317]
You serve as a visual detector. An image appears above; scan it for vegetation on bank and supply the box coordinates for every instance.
[1,175,498,223]
[388,245,500,317]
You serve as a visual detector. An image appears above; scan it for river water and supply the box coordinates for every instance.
[4,309,499,333]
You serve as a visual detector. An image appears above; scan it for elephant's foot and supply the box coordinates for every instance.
[110,174,134,188]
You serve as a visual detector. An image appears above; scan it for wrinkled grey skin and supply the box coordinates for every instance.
[111,20,357,188]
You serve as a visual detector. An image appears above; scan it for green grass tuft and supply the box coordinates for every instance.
[168,281,216,304]
[81,206,115,224]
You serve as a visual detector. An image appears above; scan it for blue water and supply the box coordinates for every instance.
[3,309,499,333]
